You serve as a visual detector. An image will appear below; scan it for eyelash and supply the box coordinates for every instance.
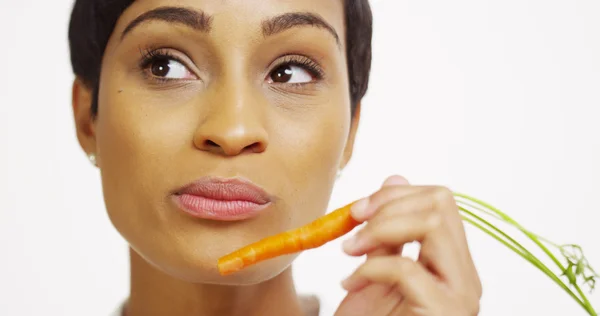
[272,55,326,82]
[137,48,326,84]
[138,48,192,83]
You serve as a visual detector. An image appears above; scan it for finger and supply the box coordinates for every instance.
[370,188,470,269]
[365,175,411,259]
[424,187,476,273]
[366,246,402,259]
[348,192,428,259]
[426,187,469,252]
[365,185,466,251]
[351,192,466,289]
[350,175,412,222]
[351,185,429,222]
[341,257,441,307]
[382,175,410,187]
[405,187,472,290]
[343,205,440,256]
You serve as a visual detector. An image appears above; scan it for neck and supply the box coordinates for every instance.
[124,248,306,316]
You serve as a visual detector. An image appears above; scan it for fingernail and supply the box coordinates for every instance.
[342,235,370,255]
[350,198,370,220]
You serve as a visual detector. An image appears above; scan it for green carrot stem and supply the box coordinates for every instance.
[534,234,562,249]
[575,285,597,316]
[460,214,593,314]
[455,193,597,315]
[458,209,583,301]
[456,198,504,220]
[459,207,532,257]
[455,193,568,269]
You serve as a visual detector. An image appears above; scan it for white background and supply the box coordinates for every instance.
[1,0,599,315]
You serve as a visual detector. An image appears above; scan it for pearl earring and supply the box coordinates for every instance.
[336,169,342,180]
[88,153,97,166]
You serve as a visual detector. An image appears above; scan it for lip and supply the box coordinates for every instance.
[171,177,273,221]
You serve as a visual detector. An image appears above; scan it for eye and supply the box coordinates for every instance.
[148,57,196,80]
[269,64,314,84]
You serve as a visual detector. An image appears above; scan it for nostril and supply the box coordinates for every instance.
[244,142,264,153]
[196,138,266,155]
[205,140,220,148]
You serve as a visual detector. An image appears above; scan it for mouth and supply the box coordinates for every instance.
[171,176,273,221]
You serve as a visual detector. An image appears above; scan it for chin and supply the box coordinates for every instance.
[154,251,298,286]
[108,193,302,285]
[203,256,298,286]
[126,229,299,285]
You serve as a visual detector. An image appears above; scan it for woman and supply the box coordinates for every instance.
[68,0,482,315]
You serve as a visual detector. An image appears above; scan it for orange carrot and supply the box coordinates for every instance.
[218,201,360,275]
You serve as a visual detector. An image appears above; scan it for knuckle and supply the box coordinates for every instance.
[375,201,399,219]
[430,186,454,203]
[370,186,400,205]
[427,186,460,219]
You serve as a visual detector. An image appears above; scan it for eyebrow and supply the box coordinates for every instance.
[121,7,340,46]
[121,6,213,40]
[262,12,340,46]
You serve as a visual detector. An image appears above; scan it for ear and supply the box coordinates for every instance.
[72,78,97,158]
[339,102,362,171]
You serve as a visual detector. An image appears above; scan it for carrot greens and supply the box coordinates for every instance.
[454,193,598,315]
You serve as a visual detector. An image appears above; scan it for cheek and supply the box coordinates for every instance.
[271,101,351,225]
[95,62,203,192]
[94,85,198,238]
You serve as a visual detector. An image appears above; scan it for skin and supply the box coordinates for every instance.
[71,0,482,315]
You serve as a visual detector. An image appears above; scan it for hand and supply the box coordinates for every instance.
[333,175,482,316]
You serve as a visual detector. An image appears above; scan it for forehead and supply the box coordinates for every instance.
[113,0,346,39]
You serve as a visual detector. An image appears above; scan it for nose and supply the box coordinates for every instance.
[192,86,269,156]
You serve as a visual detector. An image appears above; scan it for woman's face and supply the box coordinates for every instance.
[74,0,358,284]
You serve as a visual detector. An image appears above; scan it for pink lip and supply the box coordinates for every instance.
[172,177,272,221]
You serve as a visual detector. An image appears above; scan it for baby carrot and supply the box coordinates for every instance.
[218,201,361,276]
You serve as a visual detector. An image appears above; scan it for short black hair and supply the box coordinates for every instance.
[68,0,372,117]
